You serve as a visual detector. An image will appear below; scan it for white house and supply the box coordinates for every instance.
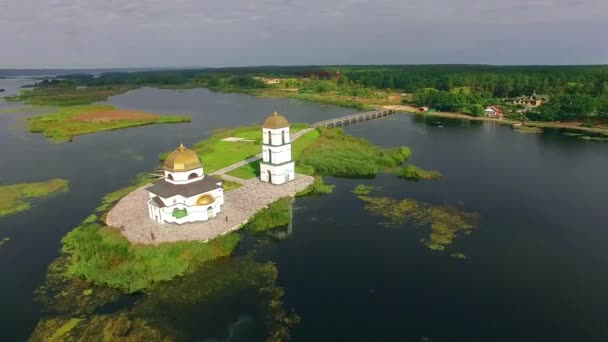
[259,110,295,185]
[484,105,504,118]
[146,143,224,224]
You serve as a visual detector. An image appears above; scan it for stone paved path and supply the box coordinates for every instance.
[106,174,314,245]
[106,127,315,245]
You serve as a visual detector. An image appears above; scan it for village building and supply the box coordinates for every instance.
[146,143,224,224]
[484,105,504,118]
[512,94,549,109]
[260,110,295,185]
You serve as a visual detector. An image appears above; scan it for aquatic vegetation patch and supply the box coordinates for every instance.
[28,105,191,143]
[358,195,478,252]
[298,127,411,178]
[61,223,241,293]
[34,258,122,316]
[0,237,10,247]
[248,197,293,232]
[451,252,467,260]
[0,178,69,217]
[398,164,442,181]
[515,125,543,134]
[30,313,168,342]
[296,176,335,197]
[133,257,300,342]
[352,184,378,195]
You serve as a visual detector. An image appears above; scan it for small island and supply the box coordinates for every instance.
[0,178,69,217]
[28,105,191,142]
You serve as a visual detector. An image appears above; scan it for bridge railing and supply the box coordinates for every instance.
[312,109,395,128]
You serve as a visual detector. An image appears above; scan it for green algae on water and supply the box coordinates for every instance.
[0,178,69,218]
[358,195,479,252]
[352,184,377,195]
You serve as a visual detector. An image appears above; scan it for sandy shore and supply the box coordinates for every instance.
[381,105,608,135]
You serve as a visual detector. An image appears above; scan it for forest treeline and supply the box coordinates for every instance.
[40,65,608,121]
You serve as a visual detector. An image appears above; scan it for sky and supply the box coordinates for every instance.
[1,0,607,68]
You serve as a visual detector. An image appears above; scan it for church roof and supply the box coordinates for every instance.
[262,110,289,129]
[147,175,222,198]
[163,143,202,172]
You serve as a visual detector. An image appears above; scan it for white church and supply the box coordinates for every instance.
[146,109,296,225]
[260,110,296,185]
[146,143,224,224]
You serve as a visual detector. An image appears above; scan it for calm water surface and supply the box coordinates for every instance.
[1,80,607,341]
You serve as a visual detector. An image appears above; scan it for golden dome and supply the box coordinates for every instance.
[163,143,202,172]
[262,110,289,129]
[196,194,215,205]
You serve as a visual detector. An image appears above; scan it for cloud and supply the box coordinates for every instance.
[0,0,606,67]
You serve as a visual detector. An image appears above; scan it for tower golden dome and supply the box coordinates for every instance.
[262,110,289,129]
[163,143,202,172]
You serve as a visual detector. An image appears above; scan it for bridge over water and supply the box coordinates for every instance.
[312,109,396,128]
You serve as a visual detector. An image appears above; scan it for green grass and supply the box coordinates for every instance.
[247,197,293,232]
[398,164,442,181]
[220,178,243,191]
[162,124,309,174]
[28,105,191,143]
[61,223,241,293]
[226,160,260,179]
[297,127,411,178]
[5,85,133,106]
[0,179,69,217]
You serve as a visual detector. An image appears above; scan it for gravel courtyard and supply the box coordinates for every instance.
[105,174,314,244]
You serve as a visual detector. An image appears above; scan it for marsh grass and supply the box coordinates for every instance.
[61,223,241,293]
[0,178,69,217]
[296,176,335,197]
[28,105,191,143]
[398,164,442,181]
[352,184,376,195]
[247,197,293,232]
[298,127,411,178]
[0,237,10,247]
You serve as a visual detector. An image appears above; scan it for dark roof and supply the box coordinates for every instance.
[150,196,166,208]
[147,175,222,198]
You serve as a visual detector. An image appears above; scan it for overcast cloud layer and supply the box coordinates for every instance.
[1,0,606,68]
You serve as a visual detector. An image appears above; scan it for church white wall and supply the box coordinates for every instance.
[260,161,295,184]
[263,127,291,146]
[164,167,204,185]
[262,145,292,164]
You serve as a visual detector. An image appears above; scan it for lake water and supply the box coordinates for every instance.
[1,80,608,341]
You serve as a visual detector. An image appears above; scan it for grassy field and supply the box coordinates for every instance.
[5,85,134,106]
[0,179,69,217]
[28,105,190,143]
[162,124,308,174]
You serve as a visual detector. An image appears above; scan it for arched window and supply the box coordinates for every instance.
[167,173,174,181]
[188,173,198,180]
[267,131,272,145]
[282,130,286,144]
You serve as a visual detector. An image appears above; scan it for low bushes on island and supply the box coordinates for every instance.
[398,164,441,181]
